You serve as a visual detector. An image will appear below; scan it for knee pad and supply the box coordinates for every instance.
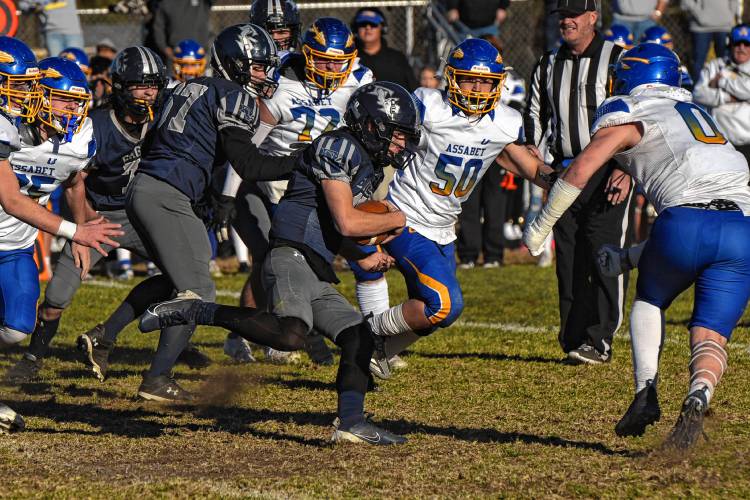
[0,327,27,348]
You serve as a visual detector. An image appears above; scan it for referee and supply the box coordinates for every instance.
[524,0,633,364]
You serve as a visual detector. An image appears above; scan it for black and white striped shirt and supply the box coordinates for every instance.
[524,34,623,161]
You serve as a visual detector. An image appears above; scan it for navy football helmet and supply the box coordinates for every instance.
[614,43,681,95]
[445,38,507,115]
[345,81,422,169]
[110,46,168,121]
[59,47,91,77]
[37,57,91,142]
[249,0,300,51]
[211,23,280,98]
[0,36,42,120]
[173,39,206,81]
[301,17,357,92]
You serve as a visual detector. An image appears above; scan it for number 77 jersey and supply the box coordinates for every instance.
[387,87,524,244]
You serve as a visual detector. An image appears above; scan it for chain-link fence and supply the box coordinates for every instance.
[13,0,750,88]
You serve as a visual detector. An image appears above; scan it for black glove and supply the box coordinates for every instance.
[209,191,236,243]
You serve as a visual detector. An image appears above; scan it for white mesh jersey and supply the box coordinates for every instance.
[387,88,523,244]
[0,118,95,251]
[592,85,750,215]
[257,55,373,203]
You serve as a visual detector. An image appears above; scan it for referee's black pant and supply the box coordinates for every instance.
[552,165,632,357]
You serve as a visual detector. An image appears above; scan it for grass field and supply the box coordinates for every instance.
[2,263,750,498]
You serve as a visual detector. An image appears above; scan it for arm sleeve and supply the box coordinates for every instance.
[523,56,549,147]
[221,126,297,182]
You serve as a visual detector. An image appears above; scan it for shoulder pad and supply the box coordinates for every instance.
[0,113,20,152]
[69,118,96,158]
[592,97,633,135]
[491,104,524,140]
[352,63,371,83]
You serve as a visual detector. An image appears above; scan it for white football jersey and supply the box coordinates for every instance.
[388,87,523,244]
[257,55,373,203]
[0,118,95,250]
[592,85,750,215]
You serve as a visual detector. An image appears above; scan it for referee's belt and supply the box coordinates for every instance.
[680,199,741,211]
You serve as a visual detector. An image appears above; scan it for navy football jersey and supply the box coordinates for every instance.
[85,107,156,211]
[271,128,383,281]
[137,77,259,202]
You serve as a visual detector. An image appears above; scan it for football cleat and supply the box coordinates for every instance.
[305,332,334,366]
[263,347,302,364]
[567,344,610,365]
[139,297,201,332]
[4,353,43,384]
[76,324,114,382]
[177,343,212,370]
[663,387,709,450]
[615,378,661,437]
[369,332,391,380]
[224,335,257,363]
[331,416,407,445]
[389,354,408,370]
[0,402,24,434]
[137,374,195,402]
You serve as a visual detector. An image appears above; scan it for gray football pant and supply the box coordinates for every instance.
[126,173,216,377]
[45,208,152,309]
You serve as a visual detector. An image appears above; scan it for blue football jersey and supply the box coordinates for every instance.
[137,77,259,202]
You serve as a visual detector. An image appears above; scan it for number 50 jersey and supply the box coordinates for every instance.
[0,115,95,251]
[388,87,523,245]
[592,86,750,215]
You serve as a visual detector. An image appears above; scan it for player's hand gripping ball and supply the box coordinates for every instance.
[354,200,395,245]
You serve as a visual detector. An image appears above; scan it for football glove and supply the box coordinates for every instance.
[209,191,236,243]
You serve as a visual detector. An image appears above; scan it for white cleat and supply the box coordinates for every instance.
[264,347,302,364]
[0,403,25,434]
[224,335,256,363]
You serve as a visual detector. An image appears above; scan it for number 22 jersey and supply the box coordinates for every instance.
[387,87,524,245]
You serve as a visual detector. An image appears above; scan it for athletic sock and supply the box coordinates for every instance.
[338,390,365,430]
[356,279,390,316]
[385,331,421,359]
[104,274,174,343]
[688,339,727,406]
[368,304,411,337]
[146,324,195,378]
[27,315,61,359]
[102,302,136,343]
[629,299,665,393]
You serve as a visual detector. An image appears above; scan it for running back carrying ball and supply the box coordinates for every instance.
[355,200,390,245]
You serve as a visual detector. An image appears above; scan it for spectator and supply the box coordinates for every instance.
[446,0,509,39]
[682,0,740,80]
[694,23,750,167]
[419,66,440,89]
[524,0,632,365]
[19,0,84,57]
[352,7,418,91]
[612,0,668,41]
[88,55,112,110]
[544,0,561,52]
[96,38,118,59]
[151,0,212,65]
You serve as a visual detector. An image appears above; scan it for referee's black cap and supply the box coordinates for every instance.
[552,0,598,15]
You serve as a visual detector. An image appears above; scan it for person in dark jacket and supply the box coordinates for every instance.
[151,0,212,64]
[446,0,510,38]
[352,7,418,91]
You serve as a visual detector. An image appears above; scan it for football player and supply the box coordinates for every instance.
[219,16,372,364]
[524,43,750,449]
[4,46,209,384]
[59,47,91,78]
[603,24,634,49]
[349,38,552,378]
[249,0,301,51]
[0,39,122,433]
[172,39,207,82]
[639,26,694,90]
[139,81,418,445]
[124,24,297,401]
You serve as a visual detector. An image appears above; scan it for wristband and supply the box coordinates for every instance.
[56,220,77,240]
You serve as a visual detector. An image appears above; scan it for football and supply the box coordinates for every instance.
[354,200,391,246]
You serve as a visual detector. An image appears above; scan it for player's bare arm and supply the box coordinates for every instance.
[321,179,405,237]
[496,142,555,189]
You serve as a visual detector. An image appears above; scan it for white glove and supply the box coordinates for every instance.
[523,178,582,256]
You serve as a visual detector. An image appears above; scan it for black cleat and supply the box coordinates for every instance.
[331,416,407,445]
[139,297,201,332]
[77,324,114,382]
[137,374,195,402]
[176,343,212,370]
[567,344,610,365]
[663,388,709,450]
[0,402,24,434]
[305,332,334,366]
[615,378,661,437]
[4,353,43,384]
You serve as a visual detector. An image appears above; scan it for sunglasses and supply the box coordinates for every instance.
[357,21,381,29]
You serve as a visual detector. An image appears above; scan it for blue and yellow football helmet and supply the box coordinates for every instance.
[37,57,91,142]
[444,38,507,115]
[640,26,674,49]
[0,36,42,120]
[173,39,206,81]
[59,47,91,77]
[301,17,357,92]
[604,24,634,49]
[614,43,681,95]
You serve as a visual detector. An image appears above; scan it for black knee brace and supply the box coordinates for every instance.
[334,323,374,395]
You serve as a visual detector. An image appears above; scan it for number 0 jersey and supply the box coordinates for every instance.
[592,86,750,215]
[258,53,373,204]
[387,87,523,245]
[0,116,95,251]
